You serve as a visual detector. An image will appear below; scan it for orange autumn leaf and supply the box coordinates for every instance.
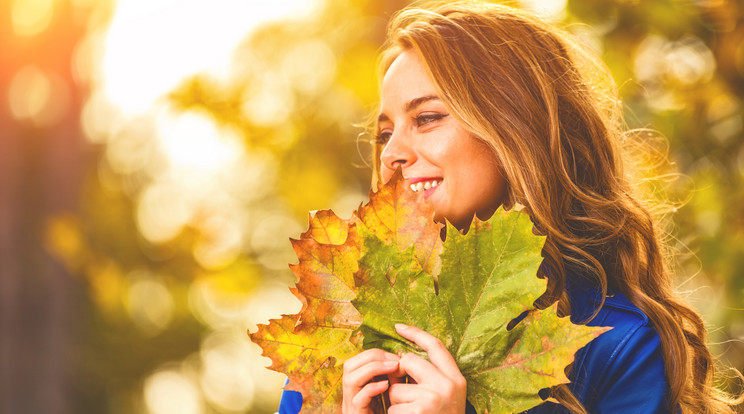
[301,209,350,245]
[250,169,438,413]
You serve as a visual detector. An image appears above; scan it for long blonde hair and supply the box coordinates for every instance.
[371,2,742,412]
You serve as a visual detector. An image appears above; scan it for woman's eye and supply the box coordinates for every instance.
[375,131,392,145]
[415,113,449,127]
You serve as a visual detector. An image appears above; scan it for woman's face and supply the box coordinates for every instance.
[378,50,507,230]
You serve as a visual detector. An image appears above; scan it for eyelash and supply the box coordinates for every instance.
[415,113,448,127]
[375,113,449,145]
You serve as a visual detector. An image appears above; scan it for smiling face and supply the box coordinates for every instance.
[377,50,507,230]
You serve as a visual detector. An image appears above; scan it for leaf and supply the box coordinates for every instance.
[289,228,361,330]
[251,208,363,413]
[301,209,350,245]
[354,209,609,414]
[354,168,443,277]
[250,170,608,414]
[250,314,362,412]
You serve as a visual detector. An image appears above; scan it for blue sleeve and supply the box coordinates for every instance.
[527,307,672,413]
[278,388,303,414]
[587,325,670,413]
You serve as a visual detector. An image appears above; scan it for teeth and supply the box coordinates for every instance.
[410,180,441,192]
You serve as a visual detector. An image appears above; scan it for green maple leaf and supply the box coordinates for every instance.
[250,170,608,414]
[354,209,609,413]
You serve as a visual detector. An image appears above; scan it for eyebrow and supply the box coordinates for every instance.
[377,94,440,124]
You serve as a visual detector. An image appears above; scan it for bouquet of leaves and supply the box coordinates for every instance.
[249,170,607,414]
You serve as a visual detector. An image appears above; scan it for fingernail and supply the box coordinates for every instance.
[384,353,399,361]
[395,323,408,331]
[383,360,398,367]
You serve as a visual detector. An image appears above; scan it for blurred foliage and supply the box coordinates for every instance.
[18,0,741,412]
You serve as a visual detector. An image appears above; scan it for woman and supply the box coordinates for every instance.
[280,2,740,413]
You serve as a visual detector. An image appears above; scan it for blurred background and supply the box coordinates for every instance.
[0,0,742,413]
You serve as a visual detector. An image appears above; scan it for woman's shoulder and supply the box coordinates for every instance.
[527,291,672,413]
[569,290,671,412]
[583,290,658,356]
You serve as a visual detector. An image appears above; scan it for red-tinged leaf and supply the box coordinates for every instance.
[289,228,361,329]
[251,208,365,413]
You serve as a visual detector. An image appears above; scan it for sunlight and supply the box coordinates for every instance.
[101,0,319,116]
[156,109,243,171]
[518,0,567,21]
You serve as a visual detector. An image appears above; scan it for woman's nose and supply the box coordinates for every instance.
[380,131,416,171]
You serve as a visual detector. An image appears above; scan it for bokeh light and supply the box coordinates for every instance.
[11,0,55,37]
[144,368,203,414]
[199,332,256,412]
[136,180,192,244]
[8,65,69,126]
[126,273,175,335]
[156,109,244,171]
[518,0,567,21]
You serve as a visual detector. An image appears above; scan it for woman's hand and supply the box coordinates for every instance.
[342,323,467,414]
[342,348,400,414]
[386,324,467,414]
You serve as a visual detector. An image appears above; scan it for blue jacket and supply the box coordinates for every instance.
[277,281,672,413]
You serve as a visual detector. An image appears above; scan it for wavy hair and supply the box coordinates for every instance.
[370,2,742,412]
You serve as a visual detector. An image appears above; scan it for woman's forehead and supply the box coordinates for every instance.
[380,51,439,114]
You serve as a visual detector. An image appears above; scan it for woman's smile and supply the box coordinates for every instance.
[408,177,442,198]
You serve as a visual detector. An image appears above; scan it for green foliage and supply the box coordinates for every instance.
[355,208,607,413]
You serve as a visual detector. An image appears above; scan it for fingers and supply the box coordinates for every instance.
[344,359,399,394]
[392,352,440,384]
[344,348,399,373]
[344,326,467,414]
[350,380,389,411]
[395,324,462,379]
[387,403,417,414]
[388,378,465,414]
[343,349,399,413]
[387,383,418,404]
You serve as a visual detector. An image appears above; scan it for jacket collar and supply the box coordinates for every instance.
[564,275,649,325]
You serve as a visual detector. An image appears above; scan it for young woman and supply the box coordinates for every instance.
[279,2,741,413]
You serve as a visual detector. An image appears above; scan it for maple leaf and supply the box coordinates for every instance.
[354,169,443,277]
[354,209,610,414]
[250,170,608,414]
[249,170,439,413]
[250,208,363,413]
[301,209,350,245]
[250,313,362,412]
